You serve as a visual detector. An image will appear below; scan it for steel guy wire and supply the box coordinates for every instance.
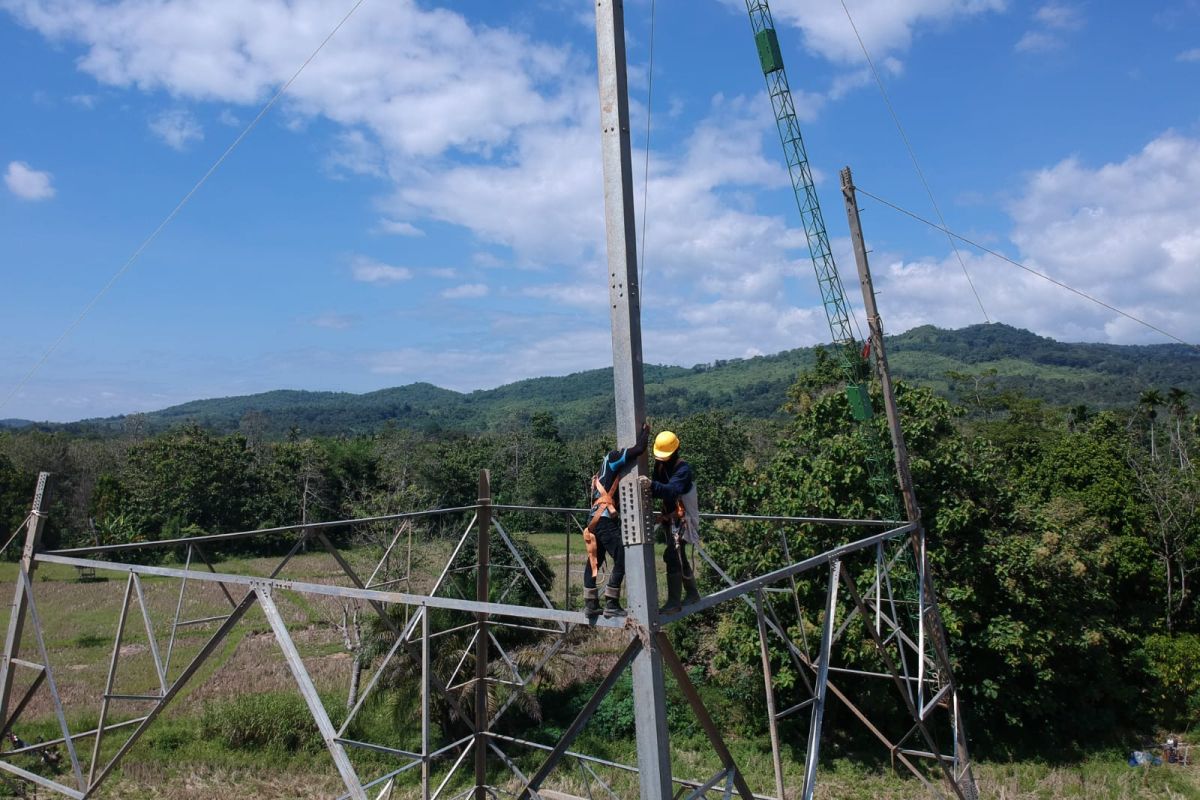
[840,0,991,325]
[0,0,369,416]
[856,185,1198,350]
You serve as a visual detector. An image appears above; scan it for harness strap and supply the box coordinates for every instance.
[587,475,618,533]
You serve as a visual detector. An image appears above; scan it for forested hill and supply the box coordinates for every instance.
[26,323,1200,438]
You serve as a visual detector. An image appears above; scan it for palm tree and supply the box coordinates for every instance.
[1167,387,1190,468]
[1140,389,1164,460]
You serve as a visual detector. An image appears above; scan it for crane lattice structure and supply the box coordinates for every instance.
[0,3,977,799]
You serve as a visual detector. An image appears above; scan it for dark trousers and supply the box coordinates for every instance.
[584,520,625,590]
[662,526,694,579]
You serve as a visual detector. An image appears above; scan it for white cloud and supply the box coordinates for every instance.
[1034,3,1083,30]
[68,93,97,108]
[311,312,356,330]
[1178,48,1200,62]
[351,257,412,284]
[218,108,240,126]
[869,131,1200,345]
[1014,30,1061,53]
[148,108,203,150]
[1016,3,1083,53]
[441,283,489,300]
[740,0,1007,65]
[4,160,55,200]
[427,267,458,279]
[325,129,385,178]
[377,219,424,237]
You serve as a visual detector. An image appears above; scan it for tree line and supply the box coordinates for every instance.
[0,362,1197,756]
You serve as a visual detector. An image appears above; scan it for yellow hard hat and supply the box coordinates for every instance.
[653,430,680,460]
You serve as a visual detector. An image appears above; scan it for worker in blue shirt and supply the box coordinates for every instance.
[583,422,650,618]
[648,430,701,614]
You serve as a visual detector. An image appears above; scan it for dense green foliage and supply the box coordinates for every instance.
[1,325,1199,759]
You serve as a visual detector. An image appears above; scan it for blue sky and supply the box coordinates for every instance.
[1,0,1198,422]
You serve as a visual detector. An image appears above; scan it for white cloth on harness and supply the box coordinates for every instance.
[674,484,701,545]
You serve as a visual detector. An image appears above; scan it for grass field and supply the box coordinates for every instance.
[0,538,1196,799]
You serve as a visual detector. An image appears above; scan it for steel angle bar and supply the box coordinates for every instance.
[662,523,914,623]
[3,717,145,757]
[489,630,573,728]
[492,520,563,624]
[488,740,536,794]
[19,570,84,790]
[402,515,476,642]
[335,737,422,759]
[657,633,753,800]
[575,757,597,800]
[130,574,167,695]
[259,589,366,800]
[827,666,921,683]
[899,748,956,762]
[580,759,620,800]
[337,758,427,800]
[431,739,475,800]
[186,543,240,608]
[777,697,816,720]
[831,542,908,646]
[489,733,780,800]
[317,532,404,639]
[488,631,522,683]
[697,547,814,696]
[340,628,414,738]
[489,622,560,636]
[699,512,899,527]
[0,667,44,741]
[800,560,841,800]
[173,615,232,628]
[682,768,729,800]
[366,521,413,589]
[45,506,480,557]
[0,760,84,800]
[838,566,965,800]
[920,684,952,721]
[0,516,31,559]
[753,587,782,800]
[521,638,640,798]
[87,592,257,792]
[34,554,624,629]
[423,607,431,800]
[90,574,133,786]
[164,544,194,678]
[448,630,480,688]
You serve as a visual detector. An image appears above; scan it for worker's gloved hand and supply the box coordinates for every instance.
[638,475,652,491]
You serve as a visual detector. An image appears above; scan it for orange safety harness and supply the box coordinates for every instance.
[583,475,617,576]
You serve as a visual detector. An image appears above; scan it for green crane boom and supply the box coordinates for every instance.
[745,0,899,518]
[746,2,856,350]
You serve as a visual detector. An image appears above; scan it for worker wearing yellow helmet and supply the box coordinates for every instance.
[648,428,701,614]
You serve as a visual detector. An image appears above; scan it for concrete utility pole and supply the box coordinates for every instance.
[839,167,920,522]
[841,166,979,799]
[594,2,673,799]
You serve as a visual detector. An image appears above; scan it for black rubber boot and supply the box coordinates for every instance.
[659,573,683,614]
[682,576,701,606]
[584,587,601,619]
[602,585,626,618]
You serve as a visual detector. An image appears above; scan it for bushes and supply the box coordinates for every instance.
[200,692,345,753]
[1143,633,1200,731]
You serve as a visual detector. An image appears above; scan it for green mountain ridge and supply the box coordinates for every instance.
[27,323,1200,438]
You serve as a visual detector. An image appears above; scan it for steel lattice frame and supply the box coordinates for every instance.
[0,471,971,800]
[0,4,975,798]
